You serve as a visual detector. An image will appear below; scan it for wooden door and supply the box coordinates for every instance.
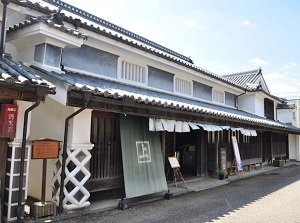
[88,111,123,192]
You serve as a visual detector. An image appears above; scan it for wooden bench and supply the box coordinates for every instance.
[242,158,263,172]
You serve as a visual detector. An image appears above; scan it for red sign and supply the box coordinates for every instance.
[0,104,18,138]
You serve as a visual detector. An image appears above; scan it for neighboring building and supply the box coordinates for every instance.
[277,99,300,161]
[0,0,299,222]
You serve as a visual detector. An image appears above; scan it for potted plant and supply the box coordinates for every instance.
[216,169,225,180]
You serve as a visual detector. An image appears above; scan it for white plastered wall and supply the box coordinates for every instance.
[238,94,256,114]
[28,97,73,200]
[288,134,300,161]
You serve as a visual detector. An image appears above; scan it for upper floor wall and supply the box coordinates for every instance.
[238,92,280,120]
[4,2,282,118]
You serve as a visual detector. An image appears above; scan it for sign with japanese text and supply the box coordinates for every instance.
[32,139,60,159]
[0,104,18,138]
[231,136,243,171]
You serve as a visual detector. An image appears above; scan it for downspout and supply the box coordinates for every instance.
[17,86,48,222]
[235,90,246,109]
[58,91,92,214]
[0,0,11,57]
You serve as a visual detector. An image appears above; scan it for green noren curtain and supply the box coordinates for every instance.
[120,115,167,198]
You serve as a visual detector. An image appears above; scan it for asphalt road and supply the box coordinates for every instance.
[57,164,300,223]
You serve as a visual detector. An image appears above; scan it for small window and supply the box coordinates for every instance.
[264,98,274,120]
[292,111,296,120]
[212,89,225,104]
[119,60,146,84]
[174,77,192,95]
[45,44,61,67]
[34,43,62,68]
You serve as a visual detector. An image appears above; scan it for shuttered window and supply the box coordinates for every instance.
[174,77,192,95]
[120,60,146,84]
[212,89,225,104]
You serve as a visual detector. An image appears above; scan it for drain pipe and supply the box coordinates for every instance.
[17,86,48,222]
[58,91,92,214]
[235,90,247,109]
[0,0,11,57]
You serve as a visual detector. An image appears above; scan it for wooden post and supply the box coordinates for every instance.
[0,138,9,217]
[173,131,176,154]
[41,159,47,204]
[215,132,219,170]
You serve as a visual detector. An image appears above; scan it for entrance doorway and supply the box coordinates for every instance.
[88,111,124,197]
[176,131,197,176]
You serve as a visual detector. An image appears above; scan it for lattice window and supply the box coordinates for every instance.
[212,89,225,104]
[174,77,192,95]
[120,60,146,84]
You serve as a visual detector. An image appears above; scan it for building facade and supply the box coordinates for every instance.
[0,0,299,221]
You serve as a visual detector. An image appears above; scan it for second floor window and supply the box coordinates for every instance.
[119,60,146,84]
[212,89,225,104]
[264,98,274,119]
[174,77,192,95]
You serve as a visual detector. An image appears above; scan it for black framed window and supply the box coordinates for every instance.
[264,98,274,120]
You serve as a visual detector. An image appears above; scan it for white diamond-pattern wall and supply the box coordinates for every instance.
[52,146,92,210]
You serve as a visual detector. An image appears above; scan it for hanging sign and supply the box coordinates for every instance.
[0,104,18,138]
[32,139,60,159]
[231,136,243,171]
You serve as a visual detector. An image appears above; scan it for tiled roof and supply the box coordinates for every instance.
[7,11,88,40]
[9,0,246,92]
[29,65,299,133]
[41,0,194,64]
[223,68,262,90]
[0,56,55,93]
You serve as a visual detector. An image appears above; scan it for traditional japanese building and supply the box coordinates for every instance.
[0,0,299,222]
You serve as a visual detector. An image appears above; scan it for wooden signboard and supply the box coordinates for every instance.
[32,139,60,204]
[167,156,187,190]
[32,139,60,159]
[168,156,180,168]
[220,148,227,171]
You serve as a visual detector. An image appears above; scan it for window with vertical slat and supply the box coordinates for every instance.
[174,77,192,95]
[212,89,225,104]
[120,61,146,84]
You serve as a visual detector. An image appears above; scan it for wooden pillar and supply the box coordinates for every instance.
[200,129,207,176]
[196,130,201,176]
[270,133,273,162]
[173,131,176,155]
[0,138,9,218]
[215,132,219,170]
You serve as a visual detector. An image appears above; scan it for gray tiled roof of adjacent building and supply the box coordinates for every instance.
[223,68,262,90]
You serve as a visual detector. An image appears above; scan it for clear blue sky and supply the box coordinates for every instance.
[62,0,300,98]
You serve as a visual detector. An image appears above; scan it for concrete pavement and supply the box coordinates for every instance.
[25,161,299,222]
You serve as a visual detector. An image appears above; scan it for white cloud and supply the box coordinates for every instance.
[247,58,269,66]
[240,20,251,26]
[289,62,298,66]
[182,20,200,29]
[264,71,300,96]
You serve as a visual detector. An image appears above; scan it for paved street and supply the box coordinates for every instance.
[57,164,300,223]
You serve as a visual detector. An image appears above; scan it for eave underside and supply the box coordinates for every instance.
[67,90,296,134]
